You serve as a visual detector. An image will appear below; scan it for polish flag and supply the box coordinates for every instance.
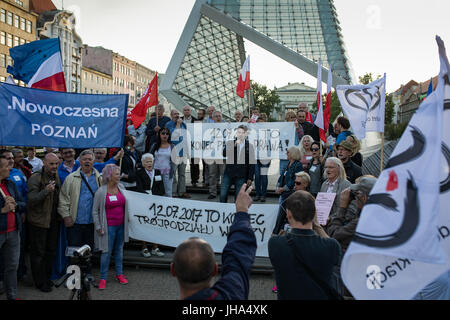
[314,59,325,142]
[236,55,250,98]
[130,73,158,129]
[7,38,66,92]
[322,65,333,142]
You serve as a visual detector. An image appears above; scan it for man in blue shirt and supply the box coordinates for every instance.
[166,109,190,199]
[58,150,102,277]
[332,116,353,155]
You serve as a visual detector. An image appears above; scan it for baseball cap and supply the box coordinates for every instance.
[338,140,353,152]
[350,177,377,195]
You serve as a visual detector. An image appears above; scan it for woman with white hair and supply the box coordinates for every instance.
[272,146,303,235]
[319,157,351,225]
[135,153,166,258]
[299,135,314,170]
[92,164,130,290]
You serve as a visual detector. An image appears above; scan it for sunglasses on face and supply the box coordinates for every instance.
[295,181,303,186]
[160,132,169,136]
[311,148,320,152]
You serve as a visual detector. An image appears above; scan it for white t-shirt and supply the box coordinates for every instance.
[26,157,43,173]
[154,146,172,175]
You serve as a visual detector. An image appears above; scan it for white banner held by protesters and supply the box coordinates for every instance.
[125,191,279,257]
[337,75,386,140]
[186,122,295,161]
[341,36,450,300]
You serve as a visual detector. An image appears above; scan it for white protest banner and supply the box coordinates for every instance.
[185,122,295,161]
[125,191,279,257]
[315,192,337,226]
[337,75,386,140]
[341,37,450,300]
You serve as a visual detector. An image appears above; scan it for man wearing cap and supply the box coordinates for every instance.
[327,176,377,253]
[336,141,362,184]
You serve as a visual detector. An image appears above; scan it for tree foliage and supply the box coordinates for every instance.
[250,81,281,121]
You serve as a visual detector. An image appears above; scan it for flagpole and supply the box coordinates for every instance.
[380,132,385,175]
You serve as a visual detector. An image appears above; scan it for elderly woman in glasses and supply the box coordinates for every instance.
[306,141,325,198]
[92,164,130,290]
[319,157,351,225]
[272,146,303,235]
[135,153,166,258]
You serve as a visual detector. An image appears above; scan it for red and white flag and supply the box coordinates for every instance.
[236,55,250,98]
[130,73,158,129]
[314,59,326,142]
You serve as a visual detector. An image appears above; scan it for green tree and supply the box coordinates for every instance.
[250,81,281,121]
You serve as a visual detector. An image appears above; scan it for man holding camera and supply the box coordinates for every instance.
[27,153,61,293]
[327,176,377,253]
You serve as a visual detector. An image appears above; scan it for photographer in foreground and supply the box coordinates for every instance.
[170,184,257,300]
[327,176,377,253]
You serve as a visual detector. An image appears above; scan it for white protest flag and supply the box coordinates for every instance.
[341,36,450,300]
[337,75,386,139]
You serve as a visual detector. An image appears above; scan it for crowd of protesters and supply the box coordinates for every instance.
[0,100,377,301]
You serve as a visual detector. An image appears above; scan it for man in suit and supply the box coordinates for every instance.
[269,190,342,300]
[181,105,200,188]
[219,125,256,203]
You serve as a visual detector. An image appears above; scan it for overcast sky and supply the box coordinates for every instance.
[53,0,450,93]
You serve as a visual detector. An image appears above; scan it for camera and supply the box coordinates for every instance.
[66,245,91,258]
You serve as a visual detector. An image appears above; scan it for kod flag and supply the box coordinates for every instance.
[7,38,66,92]
[0,84,128,148]
[341,36,450,300]
[337,75,386,140]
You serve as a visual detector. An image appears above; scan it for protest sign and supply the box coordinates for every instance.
[0,83,128,148]
[125,191,279,257]
[315,192,337,225]
[185,122,295,161]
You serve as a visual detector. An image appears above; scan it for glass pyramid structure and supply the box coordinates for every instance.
[161,0,355,120]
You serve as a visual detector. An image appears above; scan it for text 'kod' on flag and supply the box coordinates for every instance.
[7,38,66,92]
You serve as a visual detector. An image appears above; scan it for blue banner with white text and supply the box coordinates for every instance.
[0,83,128,148]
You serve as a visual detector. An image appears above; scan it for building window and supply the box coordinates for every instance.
[13,36,19,47]
[7,12,12,25]
[0,54,5,68]
[15,0,24,6]
[26,20,32,33]
[0,31,5,45]
[7,34,12,47]
[20,17,25,31]
[90,74,93,81]
[0,76,5,82]
[20,38,25,45]
[7,56,13,67]
[84,72,87,80]
[1,9,5,23]
[14,14,19,28]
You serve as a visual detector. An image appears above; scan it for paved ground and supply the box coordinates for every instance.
[2,163,282,300]
[10,265,277,300]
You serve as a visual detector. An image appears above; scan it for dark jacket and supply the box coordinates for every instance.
[0,178,26,233]
[181,115,197,123]
[351,152,363,167]
[343,159,362,184]
[276,160,303,195]
[301,121,320,142]
[145,116,171,152]
[26,170,61,229]
[135,168,165,196]
[327,201,360,253]
[306,158,324,196]
[184,211,257,300]
[117,148,142,184]
[269,229,342,300]
[223,139,256,181]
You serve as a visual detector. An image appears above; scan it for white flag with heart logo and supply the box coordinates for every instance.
[337,75,386,140]
[340,36,450,300]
